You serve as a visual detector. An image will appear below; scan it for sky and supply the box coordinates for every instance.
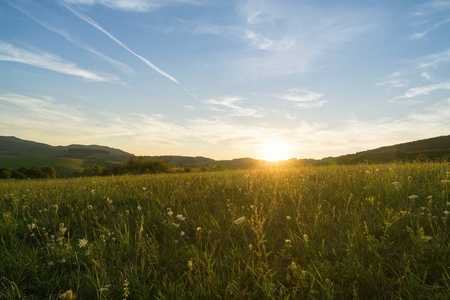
[0,0,449,160]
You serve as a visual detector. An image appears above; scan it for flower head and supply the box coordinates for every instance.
[233,216,246,225]
[78,238,88,248]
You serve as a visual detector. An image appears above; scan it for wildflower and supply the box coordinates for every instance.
[408,176,412,181]
[286,215,291,220]
[78,238,88,248]
[48,261,55,266]
[250,205,254,209]
[447,202,450,206]
[53,204,59,211]
[180,231,185,237]
[107,197,113,204]
[427,195,433,200]
[137,205,142,211]
[99,284,111,292]
[59,223,67,235]
[174,239,179,244]
[167,208,173,216]
[233,216,246,225]
[125,210,129,215]
[444,211,450,216]
[187,260,194,271]
[285,239,292,247]
[290,262,297,269]
[248,244,254,250]
[422,236,433,241]
[88,205,93,210]
[172,223,180,228]
[142,187,147,191]
[59,289,74,300]
[196,227,202,232]
[176,214,186,221]
[303,234,309,243]
[408,195,419,199]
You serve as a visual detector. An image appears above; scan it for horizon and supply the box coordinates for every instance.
[1,0,450,160]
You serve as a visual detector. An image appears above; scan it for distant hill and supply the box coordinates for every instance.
[0,136,134,162]
[326,135,450,164]
[1,135,448,175]
[148,155,216,167]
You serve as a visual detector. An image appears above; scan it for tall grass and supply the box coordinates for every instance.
[0,162,449,299]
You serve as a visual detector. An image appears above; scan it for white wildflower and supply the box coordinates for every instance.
[233,216,246,225]
[78,238,88,248]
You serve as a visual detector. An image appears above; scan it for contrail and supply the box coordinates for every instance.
[61,2,179,84]
[5,1,134,75]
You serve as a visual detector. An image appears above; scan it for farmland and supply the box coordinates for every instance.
[1,163,449,299]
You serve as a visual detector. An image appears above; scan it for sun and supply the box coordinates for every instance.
[260,140,291,162]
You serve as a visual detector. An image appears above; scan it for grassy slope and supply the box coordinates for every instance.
[0,163,449,298]
[0,156,118,175]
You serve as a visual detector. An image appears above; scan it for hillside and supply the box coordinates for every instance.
[328,135,450,164]
[0,136,134,162]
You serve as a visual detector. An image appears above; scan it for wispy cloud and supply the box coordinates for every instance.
[205,96,264,118]
[2,92,449,159]
[195,1,369,78]
[6,1,134,75]
[410,1,450,39]
[396,81,450,99]
[0,41,117,82]
[277,88,326,108]
[0,93,85,122]
[418,49,450,68]
[376,71,410,88]
[61,2,179,84]
[409,18,450,40]
[380,49,450,102]
[62,0,202,12]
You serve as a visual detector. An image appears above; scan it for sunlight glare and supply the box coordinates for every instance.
[260,140,291,162]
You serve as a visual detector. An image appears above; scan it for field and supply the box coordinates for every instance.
[0,157,119,176]
[1,163,449,299]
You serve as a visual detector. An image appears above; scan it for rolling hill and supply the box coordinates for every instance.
[0,135,449,176]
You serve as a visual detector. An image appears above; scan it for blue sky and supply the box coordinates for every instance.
[0,0,449,159]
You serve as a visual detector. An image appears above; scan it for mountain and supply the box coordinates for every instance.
[0,136,134,162]
[0,136,54,152]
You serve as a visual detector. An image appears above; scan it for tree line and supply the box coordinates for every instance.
[0,166,56,179]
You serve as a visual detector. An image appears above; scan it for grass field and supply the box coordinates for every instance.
[0,157,118,176]
[0,163,449,299]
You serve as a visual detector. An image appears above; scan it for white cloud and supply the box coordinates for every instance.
[2,92,449,159]
[0,41,118,82]
[279,89,322,102]
[277,88,326,108]
[196,1,370,78]
[62,3,179,84]
[397,81,450,98]
[376,71,410,88]
[418,49,450,68]
[205,96,264,118]
[409,18,450,40]
[0,93,85,122]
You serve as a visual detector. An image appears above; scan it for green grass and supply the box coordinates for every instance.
[0,163,449,299]
[0,157,118,176]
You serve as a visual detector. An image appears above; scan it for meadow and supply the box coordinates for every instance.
[0,162,449,299]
